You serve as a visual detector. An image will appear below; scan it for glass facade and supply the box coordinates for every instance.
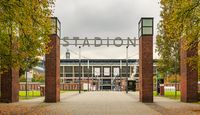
[113,67,119,77]
[138,18,153,37]
[51,17,61,37]
[59,59,157,90]
[60,65,132,78]
[104,67,110,76]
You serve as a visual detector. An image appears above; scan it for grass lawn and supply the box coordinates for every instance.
[19,91,41,100]
[19,90,79,100]
[154,91,181,100]
[19,91,41,97]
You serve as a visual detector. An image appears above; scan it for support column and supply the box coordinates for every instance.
[138,18,154,103]
[139,35,153,103]
[45,34,60,102]
[72,66,75,83]
[180,40,198,102]
[0,68,19,103]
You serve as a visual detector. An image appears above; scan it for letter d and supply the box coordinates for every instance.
[94,37,102,47]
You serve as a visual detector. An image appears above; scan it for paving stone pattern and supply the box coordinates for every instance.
[0,91,199,115]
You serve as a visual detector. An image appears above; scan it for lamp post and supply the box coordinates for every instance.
[79,46,81,94]
[25,70,28,97]
[126,46,129,94]
[174,53,178,98]
[120,60,122,91]
[87,60,90,91]
[156,72,159,95]
[92,66,94,91]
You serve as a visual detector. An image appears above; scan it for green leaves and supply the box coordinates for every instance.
[0,0,55,73]
[156,0,200,76]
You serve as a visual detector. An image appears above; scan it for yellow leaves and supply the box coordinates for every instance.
[157,0,200,75]
[0,0,55,73]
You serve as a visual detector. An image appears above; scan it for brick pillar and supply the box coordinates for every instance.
[45,34,60,102]
[180,40,198,102]
[0,68,19,103]
[139,35,153,103]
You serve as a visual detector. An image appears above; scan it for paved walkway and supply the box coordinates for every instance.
[0,91,200,115]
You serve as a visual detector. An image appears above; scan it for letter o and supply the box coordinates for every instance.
[114,37,123,47]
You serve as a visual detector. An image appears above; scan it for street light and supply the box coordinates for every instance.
[87,60,90,91]
[174,54,178,98]
[92,66,94,91]
[120,60,122,91]
[25,70,28,97]
[126,46,129,94]
[138,18,153,38]
[79,46,81,94]
[51,17,61,37]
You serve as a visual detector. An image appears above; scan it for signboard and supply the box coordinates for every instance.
[61,37,138,47]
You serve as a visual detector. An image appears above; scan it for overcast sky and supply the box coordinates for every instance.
[54,0,161,59]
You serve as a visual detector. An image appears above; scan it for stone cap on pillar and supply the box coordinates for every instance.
[138,17,154,38]
[51,17,61,38]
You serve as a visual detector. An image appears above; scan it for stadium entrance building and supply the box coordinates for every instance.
[60,59,157,91]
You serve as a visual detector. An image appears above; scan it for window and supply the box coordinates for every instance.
[94,68,100,76]
[84,66,92,77]
[113,67,119,77]
[104,67,110,76]
[74,66,82,77]
[60,66,64,73]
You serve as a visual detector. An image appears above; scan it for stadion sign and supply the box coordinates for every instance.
[62,37,138,47]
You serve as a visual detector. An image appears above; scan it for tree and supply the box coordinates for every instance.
[32,73,45,83]
[156,0,200,76]
[0,0,55,73]
[20,75,26,82]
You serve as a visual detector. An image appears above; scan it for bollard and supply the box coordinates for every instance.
[160,84,164,96]
[40,85,45,96]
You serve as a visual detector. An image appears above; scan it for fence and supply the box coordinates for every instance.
[20,82,81,91]
[135,83,200,91]
[20,82,42,91]
[20,82,200,91]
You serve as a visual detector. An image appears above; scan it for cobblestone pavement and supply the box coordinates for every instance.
[0,91,200,115]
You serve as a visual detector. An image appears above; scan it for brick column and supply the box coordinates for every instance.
[0,68,19,103]
[45,34,60,102]
[139,35,153,103]
[180,40,198,102]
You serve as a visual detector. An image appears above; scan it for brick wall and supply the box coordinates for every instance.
[0,68,19,103]
[135,83,200,91]
[139,35,153,102]
[45,34,60,102]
